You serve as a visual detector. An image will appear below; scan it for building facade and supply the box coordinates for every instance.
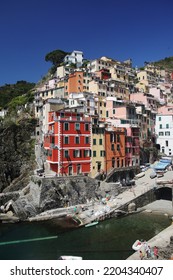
[44,111,91,176]
[155,106,173,156]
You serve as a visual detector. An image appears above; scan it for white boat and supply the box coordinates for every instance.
[85,221,99,228]
[58,256,82,260]
[132,240,143,251]
[134,172,145,179]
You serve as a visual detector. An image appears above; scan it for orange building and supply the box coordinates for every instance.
[66,70,84,94]
[105,126,126,174]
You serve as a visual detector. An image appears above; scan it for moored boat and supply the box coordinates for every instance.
[58,255,82,260]
[85,221,99,228]
[132,240,143,251]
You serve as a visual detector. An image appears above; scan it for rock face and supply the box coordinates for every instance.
[0,175,124,221]
[39,176,101,211]
[0,118,37,193]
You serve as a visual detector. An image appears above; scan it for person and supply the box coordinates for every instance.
[150,247,154,258]
[146,245,151,258]
[144,240,148,251]
[139,250,143,260]
[153,246,159,259]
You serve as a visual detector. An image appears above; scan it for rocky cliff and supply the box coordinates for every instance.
[0,118,37,193]
[0,175,123,221]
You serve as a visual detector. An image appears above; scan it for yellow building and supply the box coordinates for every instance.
[90,121,105,178]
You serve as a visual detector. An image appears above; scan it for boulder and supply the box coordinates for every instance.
[128,202,136,213]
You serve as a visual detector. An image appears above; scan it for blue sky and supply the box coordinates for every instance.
[0,0,173,86]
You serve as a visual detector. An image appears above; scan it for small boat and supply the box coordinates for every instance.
[58,256,82,260]
[134,172,145,179]
[132,240,143,251]
[85,221,99,228]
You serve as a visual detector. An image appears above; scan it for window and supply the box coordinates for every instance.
[165,131,170,136]
[126,137,131,142]
[85,123,89,131]
[99,139,102,145]
[117,144,120,151]
[93,151,96,157]
[100,150,105,157]
[110,133,114,142]
[106,111,109,117]
[85,136,89,144]
[159,117,161,121]
[68,164,72,176]
[73,150,82,157]
[113,109,115,114]
[117,134,120,142]
[112,157,115,168]
[166,124,169,129]
[111,144,114,150]
[64,150,69,158]
[77,164,81,175]
[159,132,164,136]
[75,136,80,144]
[76,113,80,120]
[60,112,64,118]
[93,139,96,145]
[166,140,168,147]
[64,136,69,144]
[84,150,90,157]
[159,124,162,129]
[75,123,80,130]
[64,122,69,131]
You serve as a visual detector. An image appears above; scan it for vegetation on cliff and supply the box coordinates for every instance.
[152,56,173,71]
[0,80,35,109]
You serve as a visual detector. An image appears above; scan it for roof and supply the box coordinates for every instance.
[154,162,170,170]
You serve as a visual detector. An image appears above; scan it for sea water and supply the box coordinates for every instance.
[0,212,171,260]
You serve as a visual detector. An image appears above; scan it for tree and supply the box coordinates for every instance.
[0,81,35,109]
[45,49,70,67]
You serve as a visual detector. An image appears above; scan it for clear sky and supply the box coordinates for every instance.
[0,0,173,86]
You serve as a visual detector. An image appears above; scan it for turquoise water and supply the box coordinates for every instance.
[0,212,171,260]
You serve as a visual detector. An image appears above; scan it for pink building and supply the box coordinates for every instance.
[149,87,167,105]
[106,97,136,120]
[158,105,173,114]
[130,92,158,112]
[125,126,140,167]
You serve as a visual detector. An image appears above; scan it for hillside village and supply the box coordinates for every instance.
[1,51,173,185]
[32,50,173,182]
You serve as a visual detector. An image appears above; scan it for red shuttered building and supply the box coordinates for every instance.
[44,111,91,176]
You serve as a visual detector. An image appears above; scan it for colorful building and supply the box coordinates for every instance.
[105,125,126,174]
[91,118,105,177]
[66,70,84,94]
[155,106,173,156]
[44,111,91,176]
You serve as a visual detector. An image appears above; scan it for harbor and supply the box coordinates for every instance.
[0,210,170,260]
[28,167,173,228]
[0,167,173,260]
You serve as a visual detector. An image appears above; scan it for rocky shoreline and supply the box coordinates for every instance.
[0,175,128,224]
[0,169,173,260]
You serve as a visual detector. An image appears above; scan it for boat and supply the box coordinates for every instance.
[134,172,145,180]
[58,255,82,260]
[132,240,144,251]
[85,221,99,228]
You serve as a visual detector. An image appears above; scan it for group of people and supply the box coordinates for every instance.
[139,241,159,260]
